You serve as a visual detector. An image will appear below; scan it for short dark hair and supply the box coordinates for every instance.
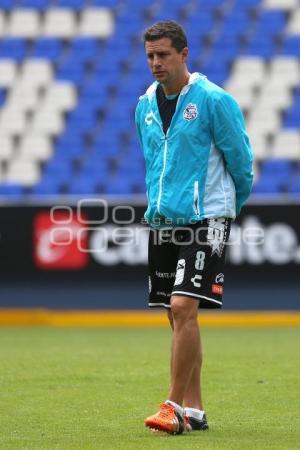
[143,20,188,52]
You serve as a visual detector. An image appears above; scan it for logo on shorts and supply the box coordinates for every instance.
[148,276,152,293]
[191,274,202,288]
[215,273,224,284]
[174,259,186,286]
[155,271,176,279]
[207,218,227,257]
[183,103,198,121]
[212,284,223,295]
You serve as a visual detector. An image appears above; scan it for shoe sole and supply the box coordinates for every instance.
[145,422,181,435]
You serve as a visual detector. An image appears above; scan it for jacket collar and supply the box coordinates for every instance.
[144,72,206,102]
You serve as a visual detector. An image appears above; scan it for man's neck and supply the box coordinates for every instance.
[161,71,191,96]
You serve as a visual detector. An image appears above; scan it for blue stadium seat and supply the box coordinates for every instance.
[283,104,300,128]
[260,159,292,175]
[252,176,285,194]
[255,160,293,193]
[0,184,23,196]
[255,10,287,35]
[287,179,300,194]
[192,0,226,8]
[43,159,74,179]
[219,18,250,37]
[185,15,215,35]
[66,110,98,133]
[0,88,6,107]
[104,176,134,194]
[116,159,145,176]
[88,143,120,160]
[245,40,276,58]
[200,60,230,85]
[55,138,86,160]
[32,38,63,61]
[56,0,87,10]
[32,178,64,195]
[67,176,98,195]
[282,37,300,56]
[233,0,261,6]
[211,42,241,61]
[56,63,86,85]
[65,38,100,63]
[79,160,111,187]
[0,39,27,61]
[90,0,119,5]
[19,0,52,9]
[0,0,17,9]
[80,76,115,98]
[285,88,300,126]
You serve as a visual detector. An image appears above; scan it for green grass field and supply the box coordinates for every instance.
[0,326,299,450]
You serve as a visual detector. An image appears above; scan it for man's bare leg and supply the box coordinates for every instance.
[167,295,201,406]
[167,308,203,410]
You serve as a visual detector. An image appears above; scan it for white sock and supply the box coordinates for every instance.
[165,400,183,416]
[184,407,205,421]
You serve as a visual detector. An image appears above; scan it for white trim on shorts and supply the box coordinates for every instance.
[148,302,171,309]
[171,291,223,306]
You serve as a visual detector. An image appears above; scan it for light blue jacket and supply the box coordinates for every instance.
[135,72,253,228]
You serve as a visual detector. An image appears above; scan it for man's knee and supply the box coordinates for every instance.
[171,295,199,322]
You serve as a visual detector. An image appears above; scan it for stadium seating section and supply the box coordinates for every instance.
[0,0,300,198]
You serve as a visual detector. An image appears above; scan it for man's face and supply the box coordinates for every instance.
[145,37,188,85]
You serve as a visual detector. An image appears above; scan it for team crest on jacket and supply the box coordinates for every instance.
[183,103,198,121]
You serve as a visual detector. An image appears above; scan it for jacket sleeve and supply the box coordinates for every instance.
[210,91,254,215]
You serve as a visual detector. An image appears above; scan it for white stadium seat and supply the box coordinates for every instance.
[248,133,270,160]
[0,60,18,88]
[19,60,53,88]
[0,136,14,162]
[7,86,40,112]
[269,58,300,85]
[0,12,6,37]
[271,131,300,159]
[224,84,256,110]
[257,88,293,109]
[18,135,52,161]
[0,108,27,135]
[248,109,281,135]
[30,107,64,135]
[7,9,40,38]
[78,8,114,37]
[287,9,300,35]
[42,9,77,38]
[263,0,299,10]
[5,159,40,186]
[231,58,266,87]
[43,82,77,111]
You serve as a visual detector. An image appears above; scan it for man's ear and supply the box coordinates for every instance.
[181,47,189,63]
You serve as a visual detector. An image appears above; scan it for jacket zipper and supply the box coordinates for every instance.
[193,180,200,215]
[157,134,168,214]
[151,93,183,215]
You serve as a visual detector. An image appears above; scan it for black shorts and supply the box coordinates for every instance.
[148,218,231,309]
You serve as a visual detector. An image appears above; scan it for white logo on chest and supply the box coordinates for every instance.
[183,103,198,121]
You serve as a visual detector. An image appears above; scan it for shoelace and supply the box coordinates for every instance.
[158,403,175,419]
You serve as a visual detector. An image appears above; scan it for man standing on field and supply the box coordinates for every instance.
[135,21,253,435]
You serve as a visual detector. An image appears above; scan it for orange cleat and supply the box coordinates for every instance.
[144,402,184,435]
